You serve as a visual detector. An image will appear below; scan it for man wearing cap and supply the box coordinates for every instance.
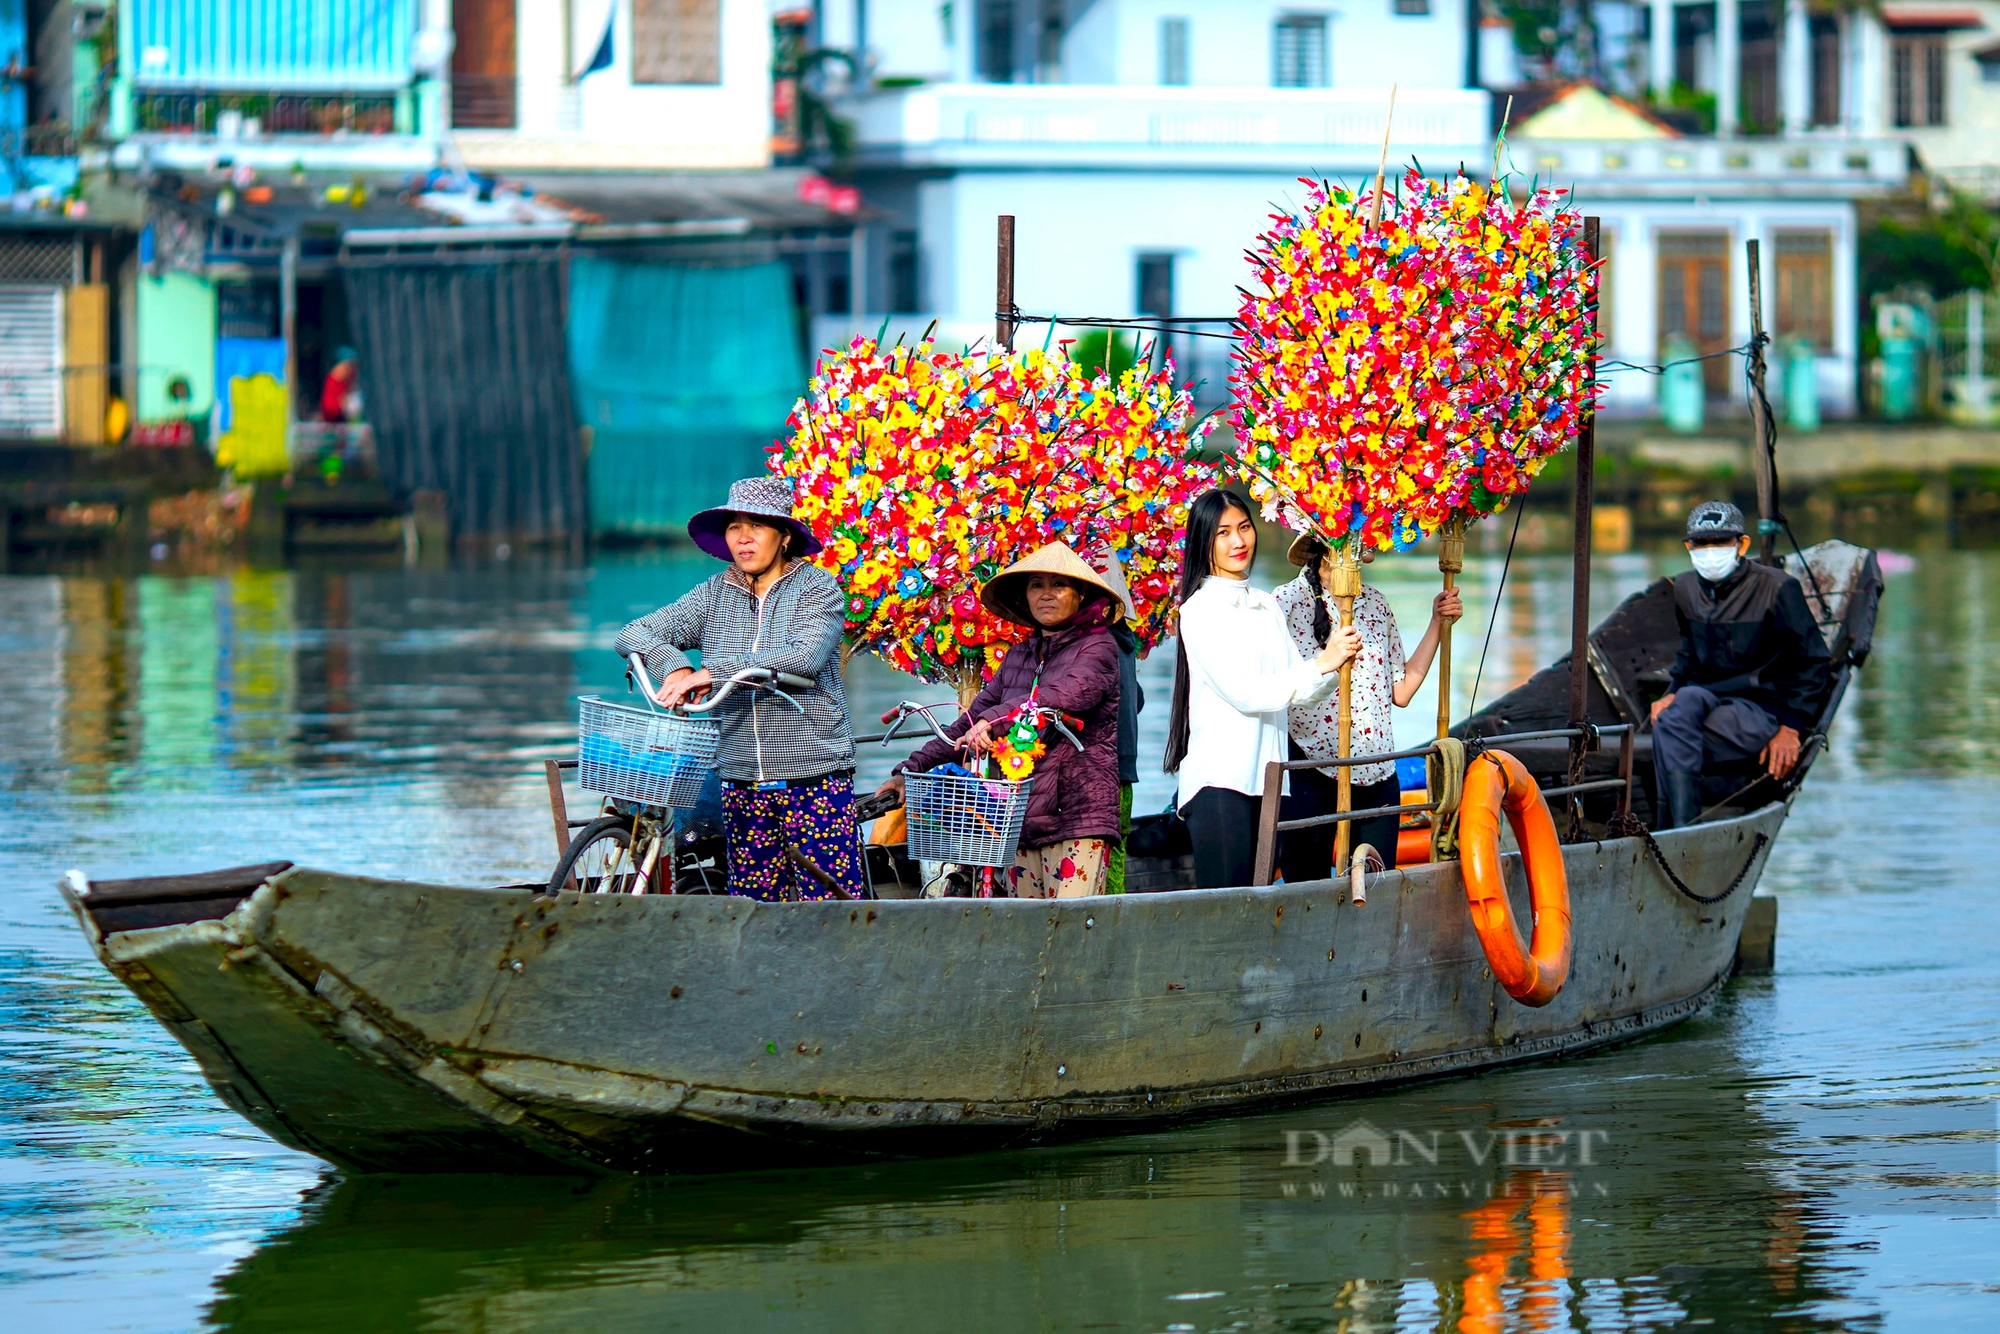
[615,476,863,901]
[1648,500,1830,829]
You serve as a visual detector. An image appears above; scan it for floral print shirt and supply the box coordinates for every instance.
[1273,576,1405,786]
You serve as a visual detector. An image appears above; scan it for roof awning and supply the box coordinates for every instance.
[1880,7,1987,30]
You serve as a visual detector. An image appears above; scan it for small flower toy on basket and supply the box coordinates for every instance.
[991,700,1048,782]
[772,335,1221,703]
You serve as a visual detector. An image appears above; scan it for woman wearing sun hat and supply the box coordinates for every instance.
[878,540,1123,898]
[615,475,863,902]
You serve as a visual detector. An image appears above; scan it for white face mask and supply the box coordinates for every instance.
[1689,546,1741,582]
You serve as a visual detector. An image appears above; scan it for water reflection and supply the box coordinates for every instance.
[198,1015,1881,1333]
[3,547,1997,1332]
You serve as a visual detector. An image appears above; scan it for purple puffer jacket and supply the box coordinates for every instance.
[899,621,1122,848]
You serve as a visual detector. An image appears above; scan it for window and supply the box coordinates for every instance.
[631,0,720,85]
[1159,17,1190,86]
[1658,232,1731,398]
[1273,15,1328,88]
[979,0,1017,81]
[889,230,921,313]
[1137,254,1175,319]
[1393,0,1430,13]
[1978,44,2000,84]
[1809,16,1841,126]
[1773,231,1834,352]
[1891,34,1947,127]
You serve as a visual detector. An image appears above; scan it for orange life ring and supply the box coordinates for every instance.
[1458,750,1571,1007]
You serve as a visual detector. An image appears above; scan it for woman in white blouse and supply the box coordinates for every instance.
[1163,489,1361,888]
[1274,533,1462,879]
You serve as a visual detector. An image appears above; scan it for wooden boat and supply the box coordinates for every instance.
[57,541,1881,1175]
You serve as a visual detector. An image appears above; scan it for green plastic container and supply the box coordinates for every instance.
[1660,334,1706,433]
[1784,338,1819,432]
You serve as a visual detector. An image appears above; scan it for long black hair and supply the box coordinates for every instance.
[1296,535,1332,648]
[1164,487,1256,775]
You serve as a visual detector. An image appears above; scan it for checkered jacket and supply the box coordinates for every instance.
[614,562,855,784]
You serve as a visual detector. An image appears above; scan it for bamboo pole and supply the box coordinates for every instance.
[1565,217,1601,839]
[1746,238,1778,566]
[996,215,1017,352]
[1328,543,1363,869]
[1435,513,1466,741]
[1369,85,1397,229]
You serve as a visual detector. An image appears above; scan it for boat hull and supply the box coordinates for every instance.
[65,802,1787,1174]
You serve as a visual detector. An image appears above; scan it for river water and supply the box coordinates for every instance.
[2,537,1994,1332]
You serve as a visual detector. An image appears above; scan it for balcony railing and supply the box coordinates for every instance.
[135,92,401,135]
[848,83,1491,168]
[1510,136,1906,189]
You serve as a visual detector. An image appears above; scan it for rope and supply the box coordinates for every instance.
[1428,736,1467,861]
[1634,828,1770,905]
[1466,499,1527,719]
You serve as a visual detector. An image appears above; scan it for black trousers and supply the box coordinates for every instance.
[1280,741,1401,883]
[1181,785,1262,890]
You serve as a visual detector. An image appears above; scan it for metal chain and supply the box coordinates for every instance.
[1632,827,1770,905]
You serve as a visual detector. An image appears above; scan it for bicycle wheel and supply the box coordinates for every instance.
[550,816,636,895]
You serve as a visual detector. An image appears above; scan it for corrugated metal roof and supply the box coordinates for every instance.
[130,0,416,92]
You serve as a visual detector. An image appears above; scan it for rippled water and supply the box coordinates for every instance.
[2,539,1995,1331]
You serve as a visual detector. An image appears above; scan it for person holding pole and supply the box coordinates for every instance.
[1165,490,1359,889]
[1274,534,1463,880]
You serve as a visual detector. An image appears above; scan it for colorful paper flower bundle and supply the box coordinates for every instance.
[772,337,1219,687]
[991,700,1050,781]
[1231,168,1598,550]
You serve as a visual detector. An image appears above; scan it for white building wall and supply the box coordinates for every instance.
[864,0,1466,89]
[1889,4,2000,181]
[922,169,1345,326]
[457,0,774,170]
[1585,198,1859,418]
[895,171,1862,417]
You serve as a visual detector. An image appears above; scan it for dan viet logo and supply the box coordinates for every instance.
[1264,1117,1613,1205]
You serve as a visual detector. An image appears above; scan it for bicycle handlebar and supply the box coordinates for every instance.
[629,655,811,717]
[879,701,959,746]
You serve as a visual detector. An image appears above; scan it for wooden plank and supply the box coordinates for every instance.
[86,861,293,906]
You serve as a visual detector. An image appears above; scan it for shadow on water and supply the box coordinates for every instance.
[205,1009,1885,1333]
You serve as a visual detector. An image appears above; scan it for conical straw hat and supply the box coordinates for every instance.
[980,540,1123,627]
[1088,551,1140,623]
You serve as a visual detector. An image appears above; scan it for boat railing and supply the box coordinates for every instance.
[1250,724,1638,886]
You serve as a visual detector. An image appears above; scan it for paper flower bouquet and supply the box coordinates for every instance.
[1231,167,1598,550]
[772,337,1219,686]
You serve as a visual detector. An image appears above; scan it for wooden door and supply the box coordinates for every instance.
[1657,232,1731,398]
[452,0,517,128]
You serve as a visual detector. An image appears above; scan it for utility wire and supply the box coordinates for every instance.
[1003,310,1763,376]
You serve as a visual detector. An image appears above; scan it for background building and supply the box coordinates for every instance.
[813,0,1991,421]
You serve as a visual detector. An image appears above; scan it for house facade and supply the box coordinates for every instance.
[822,0,1929,419]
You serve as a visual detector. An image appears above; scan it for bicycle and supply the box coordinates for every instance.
[877,699,1084,897]
[550,655,902,897]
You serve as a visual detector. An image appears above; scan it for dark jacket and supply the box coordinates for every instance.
[1111,621,1144,787]
[613,562,854,784]
[1667,560,1831,733]
[900,620,1122,848]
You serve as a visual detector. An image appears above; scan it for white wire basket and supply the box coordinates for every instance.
[902,770,1034,867]
[576,696,719,810]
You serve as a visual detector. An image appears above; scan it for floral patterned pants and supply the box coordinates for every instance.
[1008,838,1108,899]
[721,772,867,902]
